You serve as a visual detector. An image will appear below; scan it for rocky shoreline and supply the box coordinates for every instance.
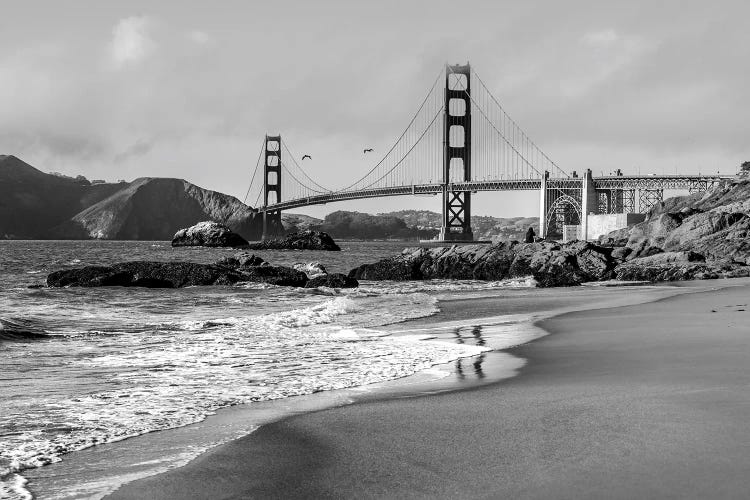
[43,166,750,289]
[349,169,750,286]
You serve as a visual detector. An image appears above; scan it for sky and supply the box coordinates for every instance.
[1,0,748,218]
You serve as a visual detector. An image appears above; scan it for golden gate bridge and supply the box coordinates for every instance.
[244,63,730,241]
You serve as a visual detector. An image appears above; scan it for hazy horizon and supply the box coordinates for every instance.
[2,0,748,218]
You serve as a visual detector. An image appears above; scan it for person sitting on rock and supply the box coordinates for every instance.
[525,227,536,243]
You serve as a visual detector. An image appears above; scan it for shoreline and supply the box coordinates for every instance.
[102,278,750,499]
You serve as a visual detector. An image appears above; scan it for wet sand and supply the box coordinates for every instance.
[108,280,750,499]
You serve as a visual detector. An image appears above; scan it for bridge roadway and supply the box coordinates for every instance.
[261,174,733,212]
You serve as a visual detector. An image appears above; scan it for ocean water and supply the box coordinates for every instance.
[0,240,533,499]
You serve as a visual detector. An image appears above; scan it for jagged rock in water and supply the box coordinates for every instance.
[172,221,249,248]
[304,273,359,288]
[235,265,309,287]
[349,241,617,287]
[215,252,267,268]
[46,262,248,288]
[247,231,341,251]
[213,252,308,287]
[47,258,311,288]
[294,262,328,278]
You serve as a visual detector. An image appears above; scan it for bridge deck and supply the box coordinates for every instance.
[261,175,732,212]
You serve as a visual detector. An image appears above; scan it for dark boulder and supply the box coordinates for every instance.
[47,261,247,288]
[305,273,359,288]
[348,241,617,287]
[247,231,341,251]
[348,257,421,280]
[215,252,267,269]
[239,265,309,287]
[212,252,307,286]
[47,259,310,288]
[172,221,249,248]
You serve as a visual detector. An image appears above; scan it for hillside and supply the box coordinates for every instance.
[280,209,538,241]
[0,155,125,238]
[386,210,538,241]
[0,156,261,240]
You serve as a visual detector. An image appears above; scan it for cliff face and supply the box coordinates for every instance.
[0,155,123,238]
[1,156,261,240]
[53,178,261,240]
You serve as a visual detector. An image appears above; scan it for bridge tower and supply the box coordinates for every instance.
[439,63,474,242]
[262,134,283,239]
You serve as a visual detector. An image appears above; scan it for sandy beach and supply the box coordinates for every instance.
[107,280,750,499]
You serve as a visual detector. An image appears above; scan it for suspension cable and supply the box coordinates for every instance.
[355,105,444,191]
[280,160,329,195]
[332,67,444,193]
[243,139,266,206]
[471,70,568,178]
[281,138,332,192]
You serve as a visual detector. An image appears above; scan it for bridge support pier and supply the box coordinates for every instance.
[438,63,474,242]
[539,171,548,239]
[262,135,284,240]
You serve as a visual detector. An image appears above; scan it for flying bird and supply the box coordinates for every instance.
[363,148,373,153]
[301,155,312,161]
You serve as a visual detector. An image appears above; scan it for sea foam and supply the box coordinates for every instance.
[0,291,483,498]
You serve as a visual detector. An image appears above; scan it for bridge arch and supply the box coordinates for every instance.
[545,194,582,239]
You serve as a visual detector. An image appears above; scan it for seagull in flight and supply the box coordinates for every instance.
[301,155,312,161]
[363,148,373,154]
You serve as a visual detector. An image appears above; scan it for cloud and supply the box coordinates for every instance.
[109,16,155,69]
[188,30,211,45]
[582,29,619,47]
[114,138,155,164]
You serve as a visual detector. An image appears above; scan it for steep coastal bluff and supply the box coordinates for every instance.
[350,166,750,286]
[0,155,262,240]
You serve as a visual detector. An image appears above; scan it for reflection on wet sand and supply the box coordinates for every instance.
[454,325,486,380]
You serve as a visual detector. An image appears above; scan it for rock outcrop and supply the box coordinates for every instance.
[171,221,249,248]
[597,168,750,282]
[47,252,358,289]
[247,231,341,251]
[47,262,248,288]
[349,241,619,287]
[304,273,359,288]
